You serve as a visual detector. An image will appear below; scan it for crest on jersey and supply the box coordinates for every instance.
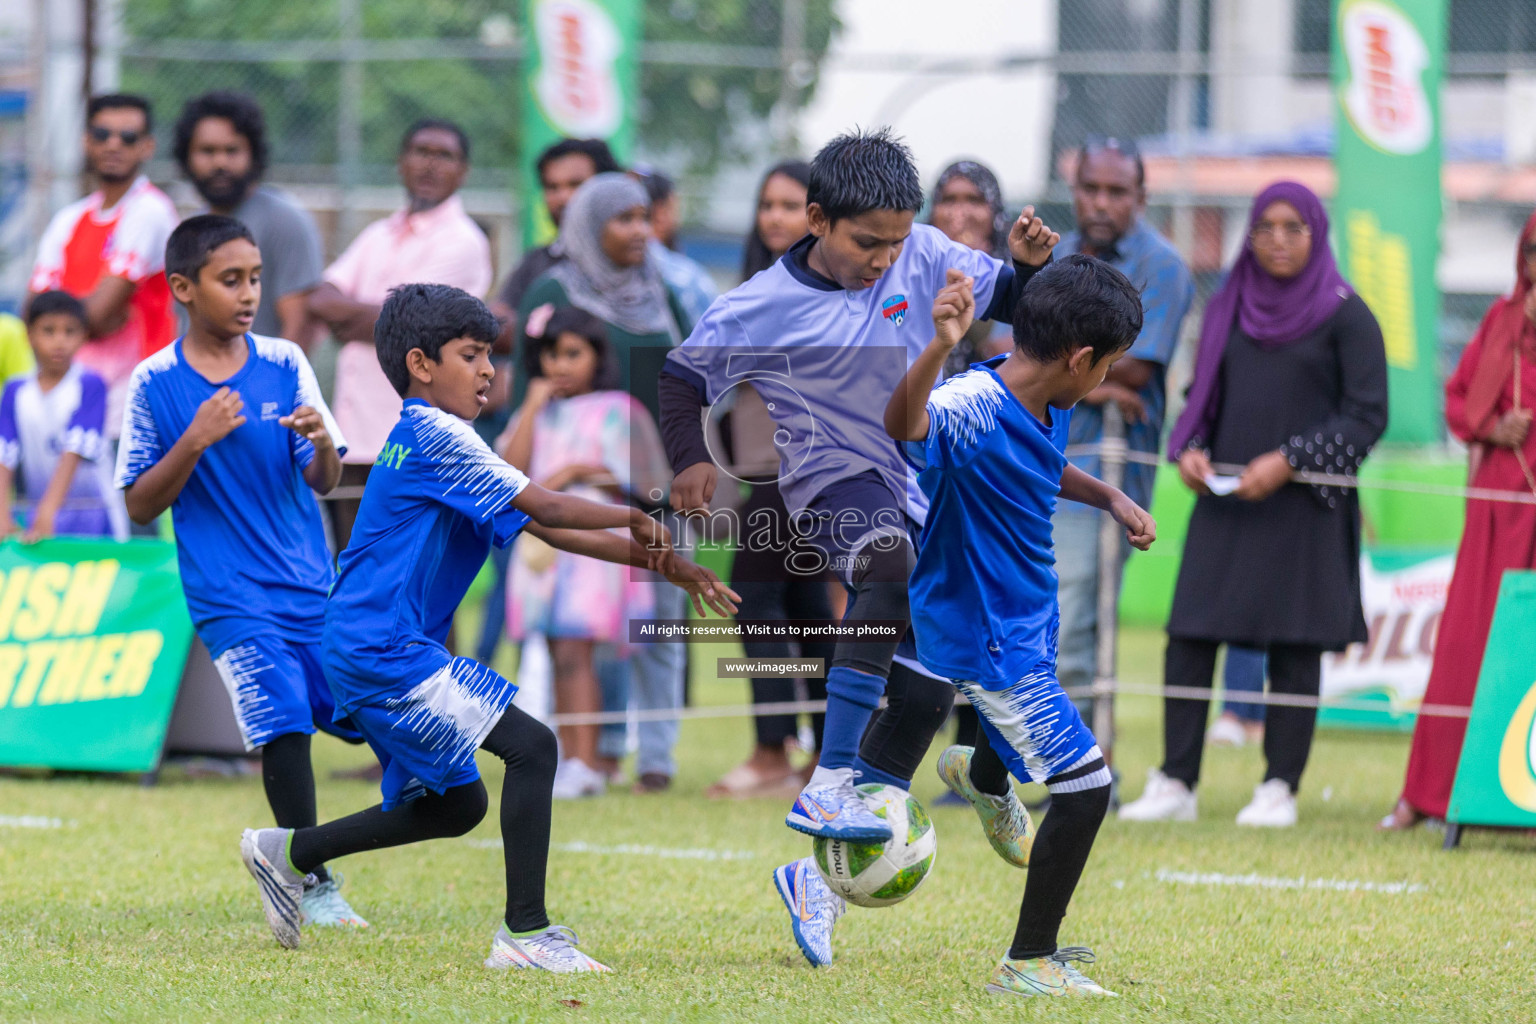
[881,295,909,326]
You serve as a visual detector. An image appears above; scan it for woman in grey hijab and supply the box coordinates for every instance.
[511,170,691,795]
[515,172,686,423]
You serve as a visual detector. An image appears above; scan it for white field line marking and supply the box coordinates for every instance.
[467,838,758,862]
[1155,868,1426,895]
[0,814,72,830]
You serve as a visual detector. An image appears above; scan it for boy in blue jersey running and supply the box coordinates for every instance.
[237,282,736,969]
[658,128,1059,965]
[117,215,368,929]
[886,254,1154,998]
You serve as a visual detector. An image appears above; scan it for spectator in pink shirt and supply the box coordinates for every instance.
[308,118,492,547]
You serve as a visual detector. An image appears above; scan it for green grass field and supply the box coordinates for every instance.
[2,626,1532,1023]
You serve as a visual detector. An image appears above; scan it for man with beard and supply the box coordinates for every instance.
[174,91,324,345]
[28,94,178,435]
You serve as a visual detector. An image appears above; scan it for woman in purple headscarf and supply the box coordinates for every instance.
[1118,181,1388,829]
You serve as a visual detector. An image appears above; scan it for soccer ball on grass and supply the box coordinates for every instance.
[811,783,936,908]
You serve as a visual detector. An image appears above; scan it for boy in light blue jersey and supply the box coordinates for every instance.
[659,128,1060,966]
[116,215,367,929]
[886,254,1154,999]
[237,283,736,969]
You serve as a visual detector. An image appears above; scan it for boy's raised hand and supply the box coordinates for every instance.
[933,269,976,351]
[279,405,334,452]
[187,387,246,450]
[665,560,742,618]
[1110,494,1156,551]
[1008,205,1061,267]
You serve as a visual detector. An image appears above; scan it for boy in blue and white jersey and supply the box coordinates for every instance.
[0,291,126,541]
[886,255,1154,999]
[115,215,367,929]
[658,128,1060,966]
[237,283,735,969]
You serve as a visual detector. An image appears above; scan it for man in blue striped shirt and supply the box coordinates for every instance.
[1054,137,1195,732]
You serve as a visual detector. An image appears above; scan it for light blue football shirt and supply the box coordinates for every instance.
[322,399,532,708]
[663,224,1010,526]
[907,357,1071,688]
[114,334,345,656]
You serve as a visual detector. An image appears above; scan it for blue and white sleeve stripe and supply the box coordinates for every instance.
[113,365,167,489]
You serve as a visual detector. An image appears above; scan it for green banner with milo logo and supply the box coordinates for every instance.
[519,0,642,250]
[0,539,193,773]
[1331,0,1448,443]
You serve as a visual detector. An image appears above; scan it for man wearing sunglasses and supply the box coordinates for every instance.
[28,93,179,437]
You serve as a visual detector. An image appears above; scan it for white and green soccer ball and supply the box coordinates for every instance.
[811,783,937,908]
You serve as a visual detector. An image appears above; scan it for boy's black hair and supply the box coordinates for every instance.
[173,91,268,179]
[87,93,153,133]
[524,305,619,391]
[375,283,499,397]
[632,166,675,206]
[1012,254,1144,365]
[164,214,256,284]
[807,127,923,223]
[536,137,621,180]
[1076,134,1146,189]
[401,118,470,161]
[25,290,87,329]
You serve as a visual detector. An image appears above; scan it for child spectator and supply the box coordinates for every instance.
[500,306,671,798]
[0,292,126,540]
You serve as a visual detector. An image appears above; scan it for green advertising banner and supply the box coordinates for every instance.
[519,0,642,249]
[1331,0,1448,443]
[0,539,194,773]
[1446,571,1536,831]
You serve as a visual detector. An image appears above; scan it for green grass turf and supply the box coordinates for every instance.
[2,626,1533,1023]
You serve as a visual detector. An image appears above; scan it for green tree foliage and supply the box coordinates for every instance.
[640,0,839,172]
[119,0,836,178]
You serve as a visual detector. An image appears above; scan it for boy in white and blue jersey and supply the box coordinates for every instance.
[237,283,736,969]
[886,255,1154,999]
[115,215,367,929]
[0,291,126,541]
[658,128,1060,967]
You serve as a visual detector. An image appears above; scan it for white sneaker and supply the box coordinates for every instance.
[1117,768,1197,822]
[551,758,606,800]
[1235,779,1297,827]
[484,924,611,972]
[1208,713,1248,748]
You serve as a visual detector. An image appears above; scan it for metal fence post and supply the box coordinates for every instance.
[1093,403,1126,765]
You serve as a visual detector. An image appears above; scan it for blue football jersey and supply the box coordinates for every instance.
[114,334,344,655]
[908,357,1071,688]
[322,399,532,708]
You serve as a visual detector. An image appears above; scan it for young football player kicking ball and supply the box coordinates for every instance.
[238,283,737,970]
[659,129,1058,966]
[885,255,1154,998]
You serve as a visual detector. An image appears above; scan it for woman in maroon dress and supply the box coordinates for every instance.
[1381,212,1536,829]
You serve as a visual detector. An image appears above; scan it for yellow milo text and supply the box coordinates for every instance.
[1346,210,1417,371]
[0,560,165,709]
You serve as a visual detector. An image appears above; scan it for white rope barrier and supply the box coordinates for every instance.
[1064,443,1536,505]
[541,679,1468,727]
